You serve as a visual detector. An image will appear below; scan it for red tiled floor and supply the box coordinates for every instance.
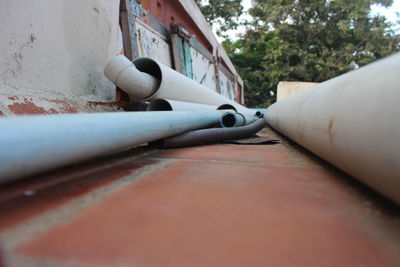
[16,161,400,267]
[155,144,292,165]
[0,159,157,229]
[0,248,3,267]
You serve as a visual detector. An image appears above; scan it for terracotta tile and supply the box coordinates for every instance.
[155,144,292,165]
[0,159,157,229]
[0,247,4,267]
[17,161,400,267]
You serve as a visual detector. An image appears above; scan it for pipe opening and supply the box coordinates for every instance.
[147,99,173,111]
[221,113,237,127]
[132,58,162,80]
[217,104,237,112]
[132,58,162,99]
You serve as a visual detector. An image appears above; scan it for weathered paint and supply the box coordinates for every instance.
[141,0,213,52]
[135,19,172,67]
[190,46,216,91]
[0,0,120,102]
[139,0,243,101]
[8,99,53,115]
[120,0,141,60]
[183,41,193,78]
[218,69,236,101]
[42,99,79,113]
[171,34,186,74]
[3,96,78,115]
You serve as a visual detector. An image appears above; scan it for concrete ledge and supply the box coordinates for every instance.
[1,126,400,266]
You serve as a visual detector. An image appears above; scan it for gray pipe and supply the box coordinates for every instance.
[152,119,266,148]
[147,99,218,111]
[0,111,225,183]
[147,98,257,125]
[220,112,245,127]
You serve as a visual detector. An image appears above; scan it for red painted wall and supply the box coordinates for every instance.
[141,0,213,52]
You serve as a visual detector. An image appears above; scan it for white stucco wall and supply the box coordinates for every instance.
[0,0,120,101]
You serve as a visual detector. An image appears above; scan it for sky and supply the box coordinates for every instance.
[218,0,400,41]
[371,0,400,23]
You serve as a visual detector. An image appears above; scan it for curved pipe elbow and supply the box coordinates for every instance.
[104,55,160,99]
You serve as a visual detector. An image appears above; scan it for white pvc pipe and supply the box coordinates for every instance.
[104,55,160,99]
[133,57,247,111]
[147,98,256,126]
[104,55,257,120]
[265,53,400,204]
[147,98,218,111]
[147,99,246,127]
[0,111,224,183]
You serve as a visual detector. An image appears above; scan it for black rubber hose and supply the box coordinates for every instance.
[152,118,266,148]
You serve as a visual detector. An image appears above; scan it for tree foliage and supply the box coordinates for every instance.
[195,0,243,35]
[223,0,400,107]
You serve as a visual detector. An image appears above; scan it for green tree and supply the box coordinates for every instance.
[224,0,400,107]
[195,0,243,36]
